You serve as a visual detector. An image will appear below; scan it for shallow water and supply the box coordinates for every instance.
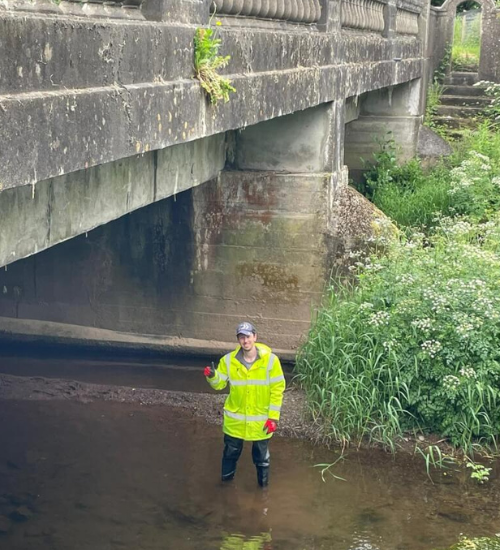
[0,348,291,393]
[0,395,499,550]
[0,348,210,392]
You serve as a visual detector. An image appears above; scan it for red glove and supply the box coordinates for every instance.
[263,419,277,434]
[204,365,215,378]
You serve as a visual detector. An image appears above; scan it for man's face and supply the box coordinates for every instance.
[237,332,257,351]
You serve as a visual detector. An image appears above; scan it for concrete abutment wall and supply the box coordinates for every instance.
[344,79,423,182]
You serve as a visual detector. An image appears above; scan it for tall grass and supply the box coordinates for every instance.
[364,123,500,229]
[297,215,500,454]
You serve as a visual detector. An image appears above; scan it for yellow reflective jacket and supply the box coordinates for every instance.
[207,343,286,441]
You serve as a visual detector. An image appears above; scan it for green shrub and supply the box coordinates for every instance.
[363,125,500,229]
[297,126,500,457]
[296,213,500,453]
[361,139,452,229]
[475,81,500,123]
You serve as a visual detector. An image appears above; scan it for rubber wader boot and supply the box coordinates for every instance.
[256,466,269,488]
[221,459,237,482]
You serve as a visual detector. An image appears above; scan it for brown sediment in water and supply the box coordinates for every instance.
[0,373,322,442]
[0,373,464,458]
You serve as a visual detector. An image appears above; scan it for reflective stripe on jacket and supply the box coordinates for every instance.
[207,343,286,441]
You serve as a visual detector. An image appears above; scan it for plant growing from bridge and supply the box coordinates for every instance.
[194,19,236,105]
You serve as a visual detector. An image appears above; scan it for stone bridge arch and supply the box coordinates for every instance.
[431,0,500,81]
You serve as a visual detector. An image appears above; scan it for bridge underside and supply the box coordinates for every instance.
[0,1,428,348]
[0,85,422,348]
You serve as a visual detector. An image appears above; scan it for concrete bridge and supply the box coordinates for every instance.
[0,0,458,349]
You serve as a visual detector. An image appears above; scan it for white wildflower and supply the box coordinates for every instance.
[421,340,442,358]
[443,375,461,391]
[368,311,391,327]
[411,318,432,331]
[459,367,477,379]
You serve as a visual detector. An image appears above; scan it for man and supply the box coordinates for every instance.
[204,321,286,487]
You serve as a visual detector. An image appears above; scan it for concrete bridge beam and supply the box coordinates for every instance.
[0,135,225,268]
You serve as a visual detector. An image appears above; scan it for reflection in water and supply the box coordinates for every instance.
[0,397,499,550]
[219,532,272,550]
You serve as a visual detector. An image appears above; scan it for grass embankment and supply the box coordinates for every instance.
[296,124,500,463]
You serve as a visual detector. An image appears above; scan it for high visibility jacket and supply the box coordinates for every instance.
[207,343,286,441]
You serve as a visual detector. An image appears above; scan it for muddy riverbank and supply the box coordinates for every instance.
[0,373,319,442]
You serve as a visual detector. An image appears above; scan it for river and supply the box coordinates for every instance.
[0,349,499,550]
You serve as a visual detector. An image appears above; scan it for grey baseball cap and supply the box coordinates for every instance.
[236,321,256,336]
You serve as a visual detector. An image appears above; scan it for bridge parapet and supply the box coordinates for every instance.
[211,0,323,23]
[341,0,385,33]
[1,0,146,19]
[2,0,425,35]
[395,6,419,35]
[208,0,421,37]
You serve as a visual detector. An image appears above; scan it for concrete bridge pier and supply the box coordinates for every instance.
[344,79,423,181]
[189,103,346,348]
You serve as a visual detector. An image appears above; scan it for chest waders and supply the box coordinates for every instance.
[207,343,286,487]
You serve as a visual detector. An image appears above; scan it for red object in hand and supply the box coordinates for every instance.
[263,419,277,434]
[204,366,215,378]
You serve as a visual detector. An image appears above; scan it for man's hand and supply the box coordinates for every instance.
[263,419,277,434]
[204,365,216,378]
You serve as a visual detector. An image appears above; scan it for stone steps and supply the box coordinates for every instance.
[444,72,479,86]
[433,116,478,130]
[442,84,485,97]
[432,73,489,136]
[440,95,490,107]
[436,104,485,118]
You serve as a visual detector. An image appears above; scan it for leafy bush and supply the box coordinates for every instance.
[475,81,500,123]
[297,126,500,457]
[296,213,500,453]
[362,141,452,228]
[363,125,500,229]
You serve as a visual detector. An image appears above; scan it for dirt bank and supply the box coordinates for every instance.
[0,373,323,442]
